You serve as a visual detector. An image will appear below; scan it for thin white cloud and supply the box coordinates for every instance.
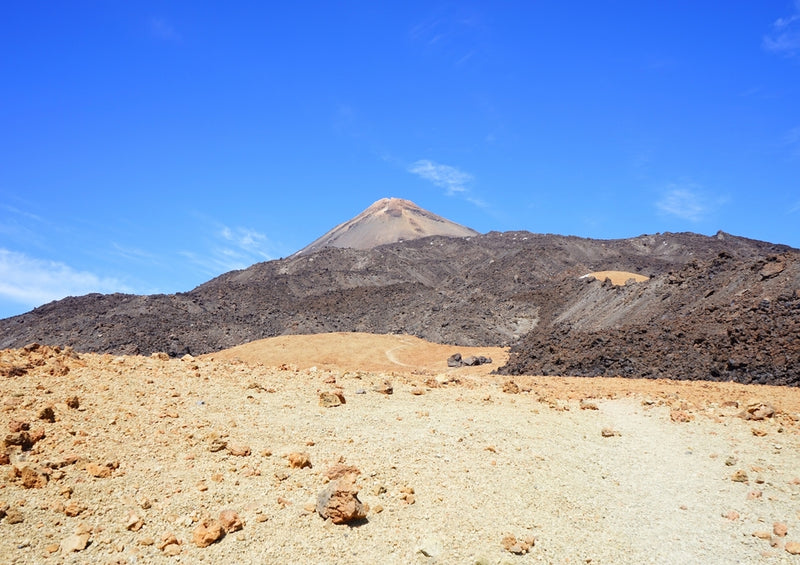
[0,249,130,308]
[150,18,182,42]
[763,1,800,57]
[408,159,472,195]
[656,185,710,222]
[182,224,275,275]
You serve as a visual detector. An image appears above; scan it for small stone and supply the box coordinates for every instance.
[501,534,535,555]
[157,533,180,551]
[774,522,788,537]
[410,387,425,396]
[209,438,228,452]
[163,543,181,556]
[227,444,251,457]
[323,463,360,481]
[738,401,775,421]
[38,406,56,423]
[218,509,243,533]
[86,462,112,478]
[754,531,772,540]
[374,381,393,395]
[126,510,144,531]
[45,543,60,554]
[747,490,763,500]
[319,391,346,407]
[724,456,737,466]
[786,541,800,555]
[316,475,368,524]
[287,452,312,469]
[579,399,598,410]
[5,508,24,524]
[752,428,768,437]
[731,470,749,483]
[502,381,520,394]
[8,420,29,433]
[192,518,224,547]
[723,510,740,521]
[64,501,86,517]
[60,533,90,553]
[19,466,48,489]
[65,396,80,409]
[670,409,693,423]
[139,537,155,546]
[601,428,620,437]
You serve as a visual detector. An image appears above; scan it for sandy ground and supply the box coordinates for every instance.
[583,271,649,285]
[2,334,800,564]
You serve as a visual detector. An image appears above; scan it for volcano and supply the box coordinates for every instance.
[295,197,478,255]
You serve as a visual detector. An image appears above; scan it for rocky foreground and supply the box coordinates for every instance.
[3,342,800,564]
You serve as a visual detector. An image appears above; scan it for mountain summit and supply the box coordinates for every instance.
[295,197,478,255]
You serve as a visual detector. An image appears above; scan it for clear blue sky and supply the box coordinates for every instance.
[1,2,799,319]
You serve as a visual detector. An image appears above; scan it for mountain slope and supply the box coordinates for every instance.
[294,197,478,255]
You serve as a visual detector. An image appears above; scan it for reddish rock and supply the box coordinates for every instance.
[126,510,144,531]
[38,406,56,422]
[8,420,29,433]
[192,518,224,547]
[723,510,740,521]
[316,475,368,524]
[218,509,244,533]
[60,533,90,553]
[670,409,693,423]
[287,452,312,469]
[19,466,48,489]
[502,381,520,394]
[86,462,112,478]
[774,522,788,537]
[786,541,800,555]
[323,463,361,481]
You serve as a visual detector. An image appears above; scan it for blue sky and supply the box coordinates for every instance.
[1,2,799,319]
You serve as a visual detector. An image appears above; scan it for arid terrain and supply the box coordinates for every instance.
[2,333,800,564]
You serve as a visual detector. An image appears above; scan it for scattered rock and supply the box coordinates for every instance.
[738,401,775,421]
[774,522,788,537]
[157,533,180,551]
[754,531,773,540]
[5,508,24,524]
[287,452,312,469]
[227,443,251,457]
[502,381,520,394]
[86,461,115,478]
[4,431,36,451]
[219,509,244,533]
[65,396,80,409]
[410,387,425,395]
[316,474,368,524]
[786,541,800,555]
[580,399,598,410]
[38,406,55,422]
[447,353,492,367]
[18,465,48,489]
[8,420,29,433]
[126,510,144,531]
[747,490,763,500]
[447,353,462,367]
[374,381,393,395]
[192,518,225,547]
[723,510,740,521]
[319,391,346,407]
[501,534,535,554]
[670,409,693,423]
[60,532,90,553]
[751,428,768,437]
[323,463,361,481]
[731,470,749,483]
[209,438,228,452]
[601,428,620,437]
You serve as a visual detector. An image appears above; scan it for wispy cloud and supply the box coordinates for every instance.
[150,17,182,43]
[0,249,130,308]
[656,184,716,222]
[763,1,800,57]
[408,159,473,195]
[181,224,276,275]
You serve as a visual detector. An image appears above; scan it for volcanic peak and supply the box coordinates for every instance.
[295,197,478,255]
